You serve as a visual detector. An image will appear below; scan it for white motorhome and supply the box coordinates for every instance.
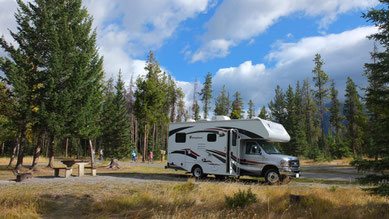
[166,116,300,184]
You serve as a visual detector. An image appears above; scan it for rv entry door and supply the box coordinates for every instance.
[228,129,240,176]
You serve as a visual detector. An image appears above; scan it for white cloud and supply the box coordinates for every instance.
[209,26,377,111]
[82,0,213,84]
[191,0,378,62]
[0,0,19,57]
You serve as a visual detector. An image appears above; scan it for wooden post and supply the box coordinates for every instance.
[89,139,95,168]
[143,124,147,162]
[65,138,69,158]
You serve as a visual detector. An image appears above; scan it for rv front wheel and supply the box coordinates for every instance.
[192,166,204,178]
[265,169,280,185]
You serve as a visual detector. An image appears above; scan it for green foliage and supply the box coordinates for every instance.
[258,106,268,120]
[199,73,213,119]
[230,92,244,119]
[268,85,286,124]
[312,54,330,157]
[101,73,132,159]
[225,188,257,208]
[214,85,230,116]
[247,100,255,119]
[358,0,389,175]
[344,77,367,156]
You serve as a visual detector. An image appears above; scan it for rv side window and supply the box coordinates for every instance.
[232,132,237,146]
[207,134,217,142]
[175,133,186,143]
[245,142,261,154]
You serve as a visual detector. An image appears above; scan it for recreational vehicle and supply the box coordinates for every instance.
[166,116,300,184]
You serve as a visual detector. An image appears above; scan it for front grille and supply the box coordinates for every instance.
[289,160,299,167]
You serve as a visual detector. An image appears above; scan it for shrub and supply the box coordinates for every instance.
[225,188,257,208]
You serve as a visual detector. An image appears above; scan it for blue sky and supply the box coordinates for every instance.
[0,0,381,117]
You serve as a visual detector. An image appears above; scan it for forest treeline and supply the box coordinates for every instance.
[0,0,388,191]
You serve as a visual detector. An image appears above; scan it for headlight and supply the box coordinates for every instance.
[280,160,288,167]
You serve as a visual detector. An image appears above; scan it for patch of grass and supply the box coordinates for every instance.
[0,156,49,165]
[225,188,257,208]
[0,164,388,218]
[300,157,355,166]
[294,177,356,185]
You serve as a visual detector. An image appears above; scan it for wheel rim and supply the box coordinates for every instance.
[194,168,202,178]
[267,172,279,183]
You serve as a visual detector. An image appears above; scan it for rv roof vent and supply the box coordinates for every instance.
[186,119,196,122]
[212,116,231,121]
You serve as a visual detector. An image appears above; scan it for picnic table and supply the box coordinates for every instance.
[53,159,91,178]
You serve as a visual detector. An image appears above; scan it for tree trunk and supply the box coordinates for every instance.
[0,142,4,157]
[165,126,169,150]
[77,139,80,159]
[8,137,19,168]
[134,119,138,152]
[89,139,95,168]
[152,123,156,152]
[15,121,28,170]
[143,124,147,162]
[65,138,69,158]
[31,131,44,171]
[47,135,55,168]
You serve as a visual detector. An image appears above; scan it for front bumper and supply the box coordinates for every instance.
[279,167,301,178]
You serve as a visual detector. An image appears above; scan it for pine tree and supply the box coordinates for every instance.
[312,54,330,157]
[247,100,255,119]
[284,85,296,154]
[192,79,200,120]
[351,1,389,194]
[199,73,213,119]
[268,85,286,124]
[214,85,230,116]
[329,80,348,158]
[302,78,321,159]
[293,81,309,156]
[134,51,165,161]
[344,77,367,156]
[102,73,132,160]
[0,0,48,169]
[176,88,186,122]
[230,92,244,119]
[258,106,268,120]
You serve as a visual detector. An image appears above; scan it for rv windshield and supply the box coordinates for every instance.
[257,141,281,154]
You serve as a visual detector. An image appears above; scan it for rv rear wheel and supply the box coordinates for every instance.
[265,169,280,185]
[192,166,204,178]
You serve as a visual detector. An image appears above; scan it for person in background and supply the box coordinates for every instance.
[132,150,137,163]
[148,151,153,164]
[99,149,103,160]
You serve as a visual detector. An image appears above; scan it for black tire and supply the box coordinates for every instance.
[192,166,204,179]
[265,169,280,185]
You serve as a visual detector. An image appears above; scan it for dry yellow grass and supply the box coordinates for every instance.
[0,178,388,218]
[300,157,355,166]
[0,156,49,165]
[0,158,388,218]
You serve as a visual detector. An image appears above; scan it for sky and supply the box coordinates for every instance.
[0,0,381,118]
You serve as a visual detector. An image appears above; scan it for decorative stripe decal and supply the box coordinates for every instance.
[218,126,263,139]
[170,149,198,160]
[169,126,193,136]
